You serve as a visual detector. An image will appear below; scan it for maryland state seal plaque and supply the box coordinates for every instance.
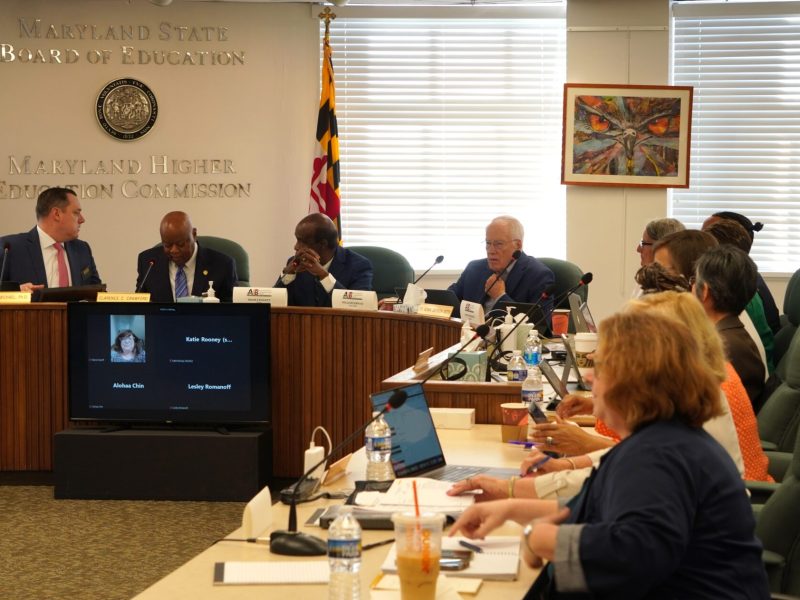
[96,78,158,141]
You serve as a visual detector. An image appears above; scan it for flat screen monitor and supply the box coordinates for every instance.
[68,302,271,425]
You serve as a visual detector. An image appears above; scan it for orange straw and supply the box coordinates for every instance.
[412,479,421,517]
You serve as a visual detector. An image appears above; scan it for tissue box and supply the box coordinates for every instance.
[446,350,487,382]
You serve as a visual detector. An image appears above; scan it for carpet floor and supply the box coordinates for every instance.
[0,486,244,600]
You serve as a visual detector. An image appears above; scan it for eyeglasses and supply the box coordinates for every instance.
[484,239,518,250]
[639,240,654,248]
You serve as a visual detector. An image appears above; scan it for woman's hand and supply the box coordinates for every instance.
[449,500,513,539]
[520,448,572,476]
[530,414,613,455]
[447,475,508,502]
[556,393,594,419]
[521,507,571,568]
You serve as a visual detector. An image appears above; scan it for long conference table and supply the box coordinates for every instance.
[133,424,540,599]
[0,303,527,478]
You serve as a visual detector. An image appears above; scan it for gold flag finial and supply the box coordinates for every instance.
[318,6,336,40]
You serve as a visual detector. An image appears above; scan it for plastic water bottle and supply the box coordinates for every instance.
[507,350,527,382]
[523,330,541,367]
[328,506,362,600]
[365,414,394,481]
[523,367,545,439]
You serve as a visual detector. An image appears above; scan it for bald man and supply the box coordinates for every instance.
[135,211,238,302]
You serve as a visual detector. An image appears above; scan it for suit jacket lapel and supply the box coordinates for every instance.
[26,228,47,285]
[191,245,208,296]
[503,251,527,297]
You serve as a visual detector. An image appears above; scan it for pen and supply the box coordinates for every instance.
[363,538,395,551]
[507,440,540,448]
[458,539,484,554]
[524,455,551,476]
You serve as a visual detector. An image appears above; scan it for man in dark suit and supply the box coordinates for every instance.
[694,245,766,409]
[0,187,101,292]
[275,213,373,307]
[135,211,238,302]
[448,215,554,314]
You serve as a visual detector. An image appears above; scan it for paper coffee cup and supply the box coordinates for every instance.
[574,332,597,378]
[552,309,570,335]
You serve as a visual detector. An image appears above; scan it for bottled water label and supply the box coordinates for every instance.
[328,538,362,560]
[523,349,541,366]
[508,367,527,382]
[366,436,391,453]
[521,389,543,406]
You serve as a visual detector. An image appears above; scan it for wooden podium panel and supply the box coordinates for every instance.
[0,304,69,471]
[0,304,460,475]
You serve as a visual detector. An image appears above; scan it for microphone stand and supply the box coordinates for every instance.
[413,255,444,285]
[135,260,155,294]
[270,389,408,556]
[482,250,521,302]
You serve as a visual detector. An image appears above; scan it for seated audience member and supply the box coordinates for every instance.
[703,210,780,334]
[694,245,766,409]
[275,213,372,307]
[0,187,101,292]
[652,229,717,281]
[704,218,774,373]
[448,215,554,314]
[110,329,146,363]
[449,311,769,600]
[634,261,690,294]
[135,211,238,302]
[635,217,685,267]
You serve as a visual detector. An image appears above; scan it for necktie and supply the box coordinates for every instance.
[175,266,189,299]
[54,243,69,287]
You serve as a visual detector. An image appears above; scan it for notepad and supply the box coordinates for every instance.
[381,536,520,581]
[213,561,329,585]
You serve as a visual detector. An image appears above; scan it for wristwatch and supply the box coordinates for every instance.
[522,521,536,553]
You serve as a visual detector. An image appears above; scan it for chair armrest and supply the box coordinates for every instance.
[762,440,779,451]
[747,482,779,504]
[765,451,792,482]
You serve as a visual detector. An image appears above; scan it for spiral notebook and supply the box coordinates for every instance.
[381,536,521,581]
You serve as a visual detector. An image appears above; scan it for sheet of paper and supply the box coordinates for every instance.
[355,477,474,513]
[213,561,329,585]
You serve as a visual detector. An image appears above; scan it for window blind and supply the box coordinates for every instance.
[672,2,800,274]
[326,14,566,271]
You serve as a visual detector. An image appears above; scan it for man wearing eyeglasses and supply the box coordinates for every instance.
[448,215,554,314]
[636,218,685,267]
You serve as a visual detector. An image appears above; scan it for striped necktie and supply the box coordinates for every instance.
[175,266,189,299]
[54,242,69,287]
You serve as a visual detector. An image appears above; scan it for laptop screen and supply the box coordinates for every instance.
[370,383,447,477]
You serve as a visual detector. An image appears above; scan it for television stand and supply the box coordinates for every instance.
[54,427,272,501]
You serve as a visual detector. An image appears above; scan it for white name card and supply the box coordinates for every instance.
[96,292,151,303]
[331,289,378,311]
[417,303,454,319]
[460,300,485,328]
[233,287,288,307]
[0,291,32,304]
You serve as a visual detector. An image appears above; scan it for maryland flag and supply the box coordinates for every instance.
[309,33,341,240]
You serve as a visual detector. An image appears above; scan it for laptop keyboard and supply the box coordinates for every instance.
[428,465,489,482]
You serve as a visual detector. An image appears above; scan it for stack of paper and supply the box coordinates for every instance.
[354,477,474,513]
[381,536,520,581]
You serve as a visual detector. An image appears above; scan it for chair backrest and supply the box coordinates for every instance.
[196,235,250,286]
[347,246,414,300]
[775,268,800,364]
[756,421,800,595]
[538,257,587,309]
[759,328,800,452]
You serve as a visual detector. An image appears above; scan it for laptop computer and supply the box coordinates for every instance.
[568,292,597,334]
[370,383,518,482]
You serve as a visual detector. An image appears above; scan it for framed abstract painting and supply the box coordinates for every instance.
[561,83,693,188]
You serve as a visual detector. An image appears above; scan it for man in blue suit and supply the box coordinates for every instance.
[275,213,373,307]
[0,187,101,292]
[448,215,554,314]
[135,211,238,302]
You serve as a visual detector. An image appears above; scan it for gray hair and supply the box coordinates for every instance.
[645,218,685,242]
[489,215,524,242]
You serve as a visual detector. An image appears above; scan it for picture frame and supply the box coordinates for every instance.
[561,83,693,188]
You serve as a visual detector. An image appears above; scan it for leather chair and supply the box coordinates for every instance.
[348,246,414,300]
[774,268,800,365]
[538,257,587,309]
[755,422,800,595]
[758,327,800,452]
[196,235,250,287]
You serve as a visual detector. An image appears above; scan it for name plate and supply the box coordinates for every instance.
[0,291,32,304]
[233,287,288,306]
[417,303,454,319]
[460,300,485,328]
[331,289,378,311]
[97,292,151,303]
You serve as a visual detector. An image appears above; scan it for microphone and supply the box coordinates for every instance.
[483,250,521,301]
[483,283,556,382]
[419,323,491,383]
[413,255,444,285]
[135,259,155,294]
[0,242,9,283]
[270,389,408,556]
